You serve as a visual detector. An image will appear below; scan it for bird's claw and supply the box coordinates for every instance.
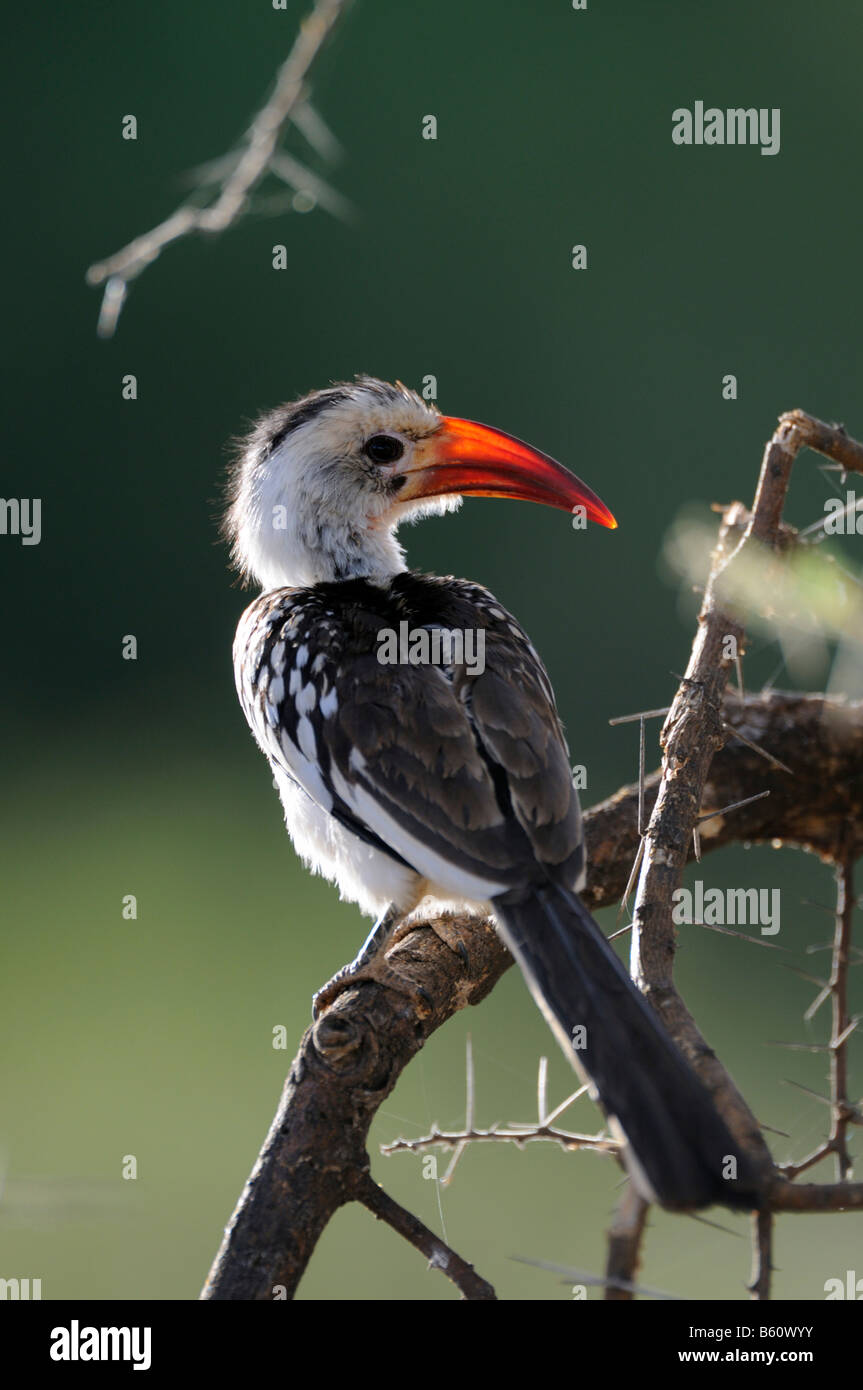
[312,958,433,1020]
[426,914,471,971]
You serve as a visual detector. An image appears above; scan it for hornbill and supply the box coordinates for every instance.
[224,376,757,1211]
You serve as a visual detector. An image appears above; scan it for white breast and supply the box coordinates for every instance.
[273,767,419,917]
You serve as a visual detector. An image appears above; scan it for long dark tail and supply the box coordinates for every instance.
[493,882,760,1210]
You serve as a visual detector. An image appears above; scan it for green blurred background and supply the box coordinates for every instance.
[2,0,861,1300]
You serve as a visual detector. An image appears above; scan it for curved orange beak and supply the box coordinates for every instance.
[398,416,617,528]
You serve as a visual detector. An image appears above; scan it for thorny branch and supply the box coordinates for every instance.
[748,1210,774,1301]
[625,409,863,1295]
[604,1186,650,1303]
[779,852,859,1183]
[828,856,857,1181]
[381,1051,618,1179]
[202,411,862,1300]
[86,0,351,336]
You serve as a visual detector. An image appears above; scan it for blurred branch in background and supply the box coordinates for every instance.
[202,406,863,1299]
[86,0,352,337]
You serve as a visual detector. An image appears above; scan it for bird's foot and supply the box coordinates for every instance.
[423,911,472,971]
[312,954,434,1020]
[311,908,472,1020]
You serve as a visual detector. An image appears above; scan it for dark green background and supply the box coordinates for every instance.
[2,0,860,1300]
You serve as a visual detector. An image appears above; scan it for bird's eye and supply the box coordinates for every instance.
[363,433,405,464]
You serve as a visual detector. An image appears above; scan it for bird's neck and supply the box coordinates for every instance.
[245,509,407,591]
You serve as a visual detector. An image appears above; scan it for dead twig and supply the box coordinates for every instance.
[748,1209,774,1300]
[87,0,351,335]
[604,1185,650,1302]
[353,1172,496,1300]
[381,1052,616,1172]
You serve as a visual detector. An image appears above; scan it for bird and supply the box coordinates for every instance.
[223,375,759,1212]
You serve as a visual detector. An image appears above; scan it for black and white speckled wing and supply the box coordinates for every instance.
[233,573,585,900]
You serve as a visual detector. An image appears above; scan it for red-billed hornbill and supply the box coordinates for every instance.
[224,377,756,1211]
